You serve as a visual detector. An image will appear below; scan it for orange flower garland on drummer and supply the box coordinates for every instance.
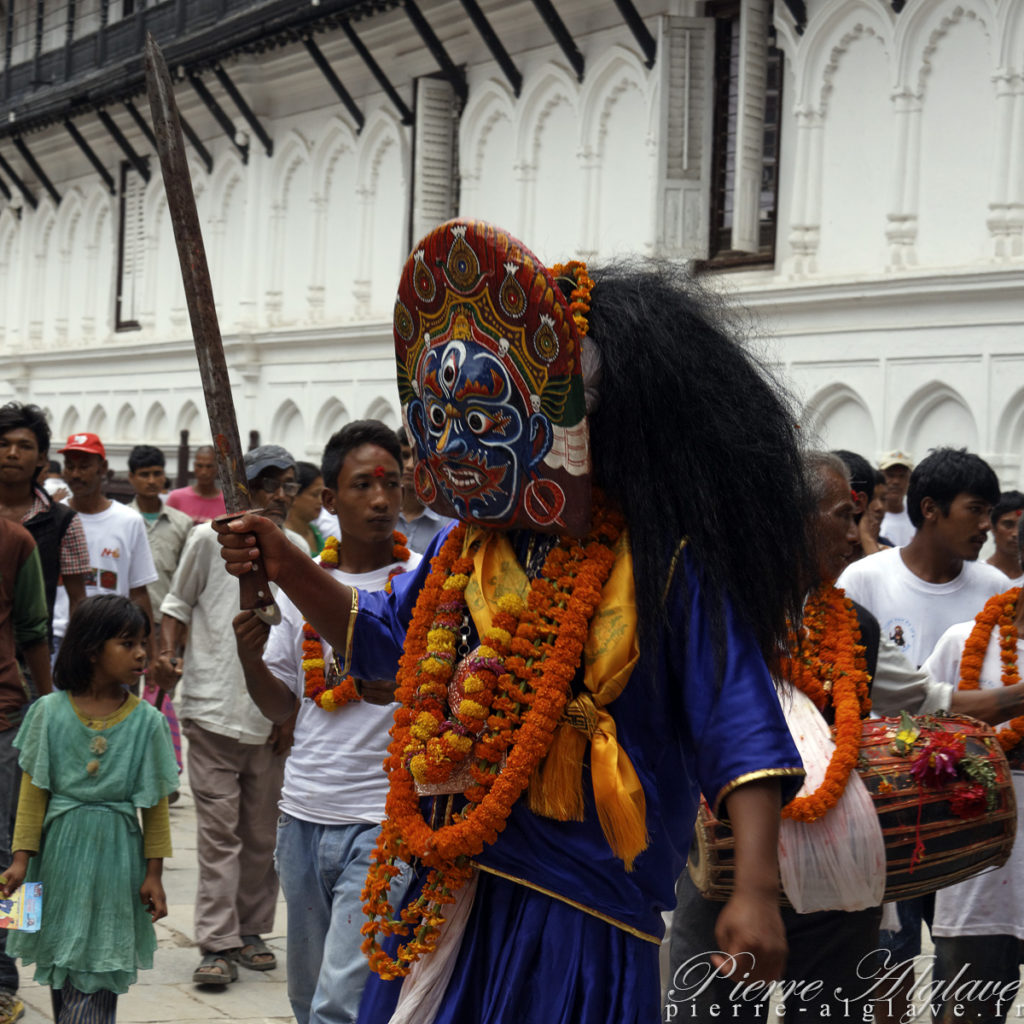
[217,219,817,1024]
[231,422,420,1024]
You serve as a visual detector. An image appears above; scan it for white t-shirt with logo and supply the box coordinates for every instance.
[837,546,1009,667]
[52,501,158,640]
[263,553,421,825]
[924,621,1024,939]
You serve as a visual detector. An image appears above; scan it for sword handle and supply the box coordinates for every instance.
[240,562,276,611]
[214,510,277,613]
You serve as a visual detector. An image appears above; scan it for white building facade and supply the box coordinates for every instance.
[0,0,1019,486]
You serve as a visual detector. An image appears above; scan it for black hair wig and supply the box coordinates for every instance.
[321,420,403,492]
[583,259,814,670]
[906,448,1000,528]
[54,594,150,694]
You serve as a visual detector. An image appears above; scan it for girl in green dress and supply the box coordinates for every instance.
[0,595,179,1022]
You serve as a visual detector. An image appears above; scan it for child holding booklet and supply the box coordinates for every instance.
[0,594,178,1022]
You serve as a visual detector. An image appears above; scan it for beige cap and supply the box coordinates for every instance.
[879,449,913,471]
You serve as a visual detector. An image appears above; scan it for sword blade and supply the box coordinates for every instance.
[144,33,249,514]
[145,34,274,611]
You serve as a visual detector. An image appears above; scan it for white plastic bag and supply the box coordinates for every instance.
[777,687,886,913]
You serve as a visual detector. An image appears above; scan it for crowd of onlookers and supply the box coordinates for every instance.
[0,400,449,1023]
[5,396,1024,1024]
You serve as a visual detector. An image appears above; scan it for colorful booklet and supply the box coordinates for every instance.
[0,883,41,932]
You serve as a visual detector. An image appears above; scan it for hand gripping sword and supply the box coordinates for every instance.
[144,34,279,622]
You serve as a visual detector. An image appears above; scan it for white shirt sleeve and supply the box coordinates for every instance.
[263,592,305,699]
[872,637,954,717]
[921,626,965,691]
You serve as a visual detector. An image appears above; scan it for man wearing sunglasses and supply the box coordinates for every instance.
[154,444,306,988]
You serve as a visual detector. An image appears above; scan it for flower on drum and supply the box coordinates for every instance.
[89,735,108,755]
[910,735,965,787]
[891,710,920,755]
[949,781,988,819]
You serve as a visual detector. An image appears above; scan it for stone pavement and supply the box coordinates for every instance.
[15,770,295,1024]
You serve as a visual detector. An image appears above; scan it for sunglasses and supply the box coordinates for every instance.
[251,475,300,497]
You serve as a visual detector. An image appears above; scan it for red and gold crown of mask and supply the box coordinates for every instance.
[393,220,591,534]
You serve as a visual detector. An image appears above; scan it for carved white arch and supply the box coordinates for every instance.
[270,130,313,209]
[144,401,170,443]
[60,406,80,438]
[994,386,1024,453]
[311,117,360,200]
[363,396,398,428]
[314,397,350,440]
[802,383,876,445]
[579,45,654,155]
[515,64,581,166]
[54,187,85,253]
[890,380,977,451]
[87,403,108,435]
[270,398,303,440]
[459,78,517,180]
[208,151,246,224]
[355,108,409,194]
[33,201,58,258]
[115,402,137,441]
[894,0,995,97]
[796,0,893,113]
[177,400,200,436]
[999,0,1024,70]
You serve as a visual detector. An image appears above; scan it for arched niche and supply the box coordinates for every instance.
[803,384,877,454]
[892,381,980,455]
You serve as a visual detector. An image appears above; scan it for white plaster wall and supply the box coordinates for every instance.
[0,0,1022,492]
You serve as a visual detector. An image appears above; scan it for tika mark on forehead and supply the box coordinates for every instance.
[374,465,387,478]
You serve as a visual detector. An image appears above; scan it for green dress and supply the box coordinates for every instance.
[7,692,179,994]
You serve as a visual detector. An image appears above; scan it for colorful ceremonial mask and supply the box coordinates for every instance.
[393,220,591,535]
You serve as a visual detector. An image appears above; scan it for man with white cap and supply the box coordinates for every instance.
[879,449,915,547]
[155,444,307,988]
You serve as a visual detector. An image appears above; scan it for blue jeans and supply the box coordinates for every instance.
[0,727,20,994]
[275,814,408,1024]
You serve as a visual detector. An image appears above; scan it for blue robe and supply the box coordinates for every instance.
[352,529,802,1024]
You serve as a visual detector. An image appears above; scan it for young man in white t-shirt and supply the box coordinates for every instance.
[838,448,1007,669]
[52,432,158,660]
[837,446,1007,1010]
[234,421,421,1024]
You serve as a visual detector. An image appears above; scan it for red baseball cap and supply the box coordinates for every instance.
[59,432,106,458]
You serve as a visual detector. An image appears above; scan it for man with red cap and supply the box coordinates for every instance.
[53,433,158,663]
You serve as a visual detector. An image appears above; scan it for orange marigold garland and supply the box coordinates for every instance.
[551,260,594,337]
[361,500,624,979]
[302,533,411,712]
[780,584,872,823]
[958,587,1024,756]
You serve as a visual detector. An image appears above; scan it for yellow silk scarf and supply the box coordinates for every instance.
[463,526,649,870]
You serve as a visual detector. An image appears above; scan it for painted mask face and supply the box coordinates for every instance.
[394,220,591,534]
[410,339,551,523]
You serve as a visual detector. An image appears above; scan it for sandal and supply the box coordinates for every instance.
[237,934,277,972]
[192,951,238,986]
